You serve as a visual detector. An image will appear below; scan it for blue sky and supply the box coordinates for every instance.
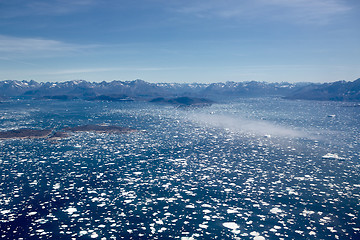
[0,0,359,83]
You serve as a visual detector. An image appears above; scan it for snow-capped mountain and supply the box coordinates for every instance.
[1,78,359,102]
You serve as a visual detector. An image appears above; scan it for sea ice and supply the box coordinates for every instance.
[253,236,265,240]
[199,224,208,229]
[90,232,99,238]
[64,207,77,215]
[223,222,239,230]
[227,209,238,214]
[201,204,212,208]
[1,210,11,214]
[322,153,345,160]
[270,207,282,214]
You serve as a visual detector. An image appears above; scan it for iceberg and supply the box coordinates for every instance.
[322,153,345,160]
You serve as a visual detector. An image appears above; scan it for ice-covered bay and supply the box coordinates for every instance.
[0,98,359,239]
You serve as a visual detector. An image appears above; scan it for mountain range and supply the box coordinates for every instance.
[0,78,359,102]
[283,78,360,102]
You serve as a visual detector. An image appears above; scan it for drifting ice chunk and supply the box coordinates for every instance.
[322,153,345,160]
[270,207,282,214]
[223,222,241,234]
[90,232,98,238]
[64,207,77,215]
[28,212,37,216]
[223,222,239,230]
[254,236,266,240]
[1,210,11,215]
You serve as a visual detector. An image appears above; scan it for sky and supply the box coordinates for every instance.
[0,0,359,83]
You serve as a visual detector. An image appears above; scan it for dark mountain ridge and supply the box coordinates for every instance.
[283,78,360,102]
[1,78,359,102]
[0,79,304,99]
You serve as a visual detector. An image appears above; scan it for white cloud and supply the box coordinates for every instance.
[27,0,96,15]
[47,67,173,75]
[261,0,351,23]
[173,0,352,24]
[32,67,182,77]
[0,35,72,52]
[0,35,97,58]
[0,0,96,17]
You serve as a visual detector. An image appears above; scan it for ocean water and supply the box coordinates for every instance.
[0,98,359,239]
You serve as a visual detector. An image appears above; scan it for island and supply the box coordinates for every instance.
[150,97,214,107]
[0,128,52,139]
[63,124,136,134]
[0,125,136,140]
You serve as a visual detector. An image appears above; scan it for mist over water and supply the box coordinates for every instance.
[188,112,308,138]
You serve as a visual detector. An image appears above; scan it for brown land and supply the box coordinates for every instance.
[0,125,136,140]
[0,129,52,139]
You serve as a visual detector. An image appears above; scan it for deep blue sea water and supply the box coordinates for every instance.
[0,98,359,239]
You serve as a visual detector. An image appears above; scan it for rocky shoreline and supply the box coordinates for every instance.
[0,125,136,140]
[0,129,52,140]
